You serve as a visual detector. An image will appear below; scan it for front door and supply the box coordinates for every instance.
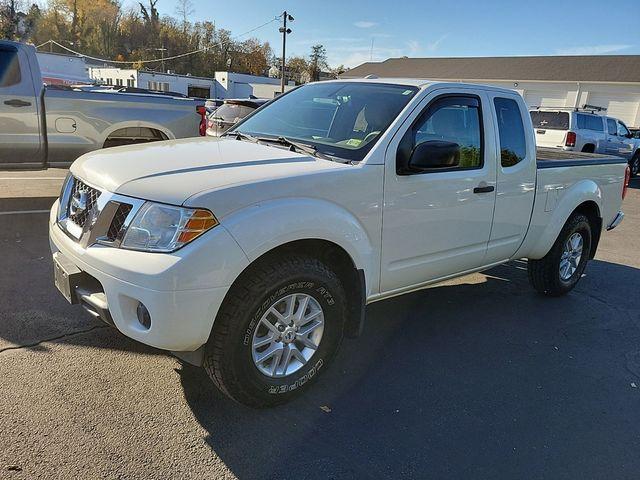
[380,90,497,293]
[604,118,625,157]
[0,45,43,167]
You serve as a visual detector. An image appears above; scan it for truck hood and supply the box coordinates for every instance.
[71,137,347,206]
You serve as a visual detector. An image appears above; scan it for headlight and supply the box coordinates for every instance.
[121,202,218,252]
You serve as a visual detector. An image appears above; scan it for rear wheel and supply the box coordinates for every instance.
[203,254,346,408]
[581,144,595,153]
[527,213,592,296]
[630,153,640,177]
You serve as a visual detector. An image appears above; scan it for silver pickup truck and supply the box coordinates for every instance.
[0,40,205,168]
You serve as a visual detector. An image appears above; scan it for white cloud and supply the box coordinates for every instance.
[426,34,448,52]
[555,44,632,55]
[354,21,378,28]
[406,40,420,54]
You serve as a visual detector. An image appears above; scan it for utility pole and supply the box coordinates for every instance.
[279,11,293,94]
[160,44,166,73]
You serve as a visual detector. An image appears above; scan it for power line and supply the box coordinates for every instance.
[36,16,280,66]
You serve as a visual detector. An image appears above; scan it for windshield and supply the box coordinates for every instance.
[530,111,570,130]
[230,82,419,161]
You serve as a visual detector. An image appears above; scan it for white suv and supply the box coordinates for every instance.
[530,108,640,176]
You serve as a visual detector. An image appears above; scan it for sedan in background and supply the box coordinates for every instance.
[206,98,268,137]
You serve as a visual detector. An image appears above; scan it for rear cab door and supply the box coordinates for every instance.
[0,43,44,167]
[483,92,536,264]
[380,86,498,293]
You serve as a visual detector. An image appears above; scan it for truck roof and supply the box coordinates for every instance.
[321,77,519,95]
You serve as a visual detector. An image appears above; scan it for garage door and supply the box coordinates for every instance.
[524,90,568,109]
[587,93,640,126]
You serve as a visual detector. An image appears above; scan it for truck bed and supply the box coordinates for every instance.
[536,147,627,169]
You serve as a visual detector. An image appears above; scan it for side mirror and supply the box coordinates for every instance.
[408,140,460,171]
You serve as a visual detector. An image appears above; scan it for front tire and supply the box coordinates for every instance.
[630,153,640,177]
[527,213,592,296]
[203,254,346,408]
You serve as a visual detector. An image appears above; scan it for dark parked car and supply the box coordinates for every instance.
[206,98,268,137]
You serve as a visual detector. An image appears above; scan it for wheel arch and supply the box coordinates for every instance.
[101,121,175,148]
[224,238,367,339]
[524,180,603,260]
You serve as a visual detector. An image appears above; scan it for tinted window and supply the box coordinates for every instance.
[530,111,569,130]
[234,82,419,162]
[617,122,630,137]
[0,47,21,87]
[606,118,617,136]
[494,97,526,167]
[586,114,603,131]
[411,96,482,169]
[576,113,603,131]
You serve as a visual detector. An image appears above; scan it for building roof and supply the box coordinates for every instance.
[341,55,640,83]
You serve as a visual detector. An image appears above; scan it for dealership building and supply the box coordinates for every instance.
[341,55,640,127]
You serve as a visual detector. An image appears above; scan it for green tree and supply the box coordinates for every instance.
[308,44,328,82]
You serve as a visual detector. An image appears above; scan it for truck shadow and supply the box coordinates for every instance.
[178,258,640,480]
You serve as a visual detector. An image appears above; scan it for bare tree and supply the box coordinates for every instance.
[174,0,193,30]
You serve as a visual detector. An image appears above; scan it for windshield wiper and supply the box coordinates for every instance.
[224,131,259,143]
[264,136,337,162]
[224,132,346,163]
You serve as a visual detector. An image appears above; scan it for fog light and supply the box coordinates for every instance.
[136,302,151,329]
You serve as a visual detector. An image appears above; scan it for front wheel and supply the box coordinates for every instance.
[527,213,592,296]
[630,153,640,177]
[203,254,346,408]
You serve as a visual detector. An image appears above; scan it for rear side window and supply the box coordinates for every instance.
[0,47,21,88]
[494,98,526,167]
[606,118,617,136]
[576,113,604,132]
[530,111,569,130]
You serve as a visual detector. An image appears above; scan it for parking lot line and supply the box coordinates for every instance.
[0,209,51,215]
[0,177,67,180]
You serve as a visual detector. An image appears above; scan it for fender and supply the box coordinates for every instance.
[220,197,378,297]
[520,179,602,260]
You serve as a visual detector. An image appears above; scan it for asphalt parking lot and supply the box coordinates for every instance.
[1,172,639,480]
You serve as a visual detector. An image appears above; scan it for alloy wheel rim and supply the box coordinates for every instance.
[252,293,324,378]
[632,158,639,176]
[559,232,584,281]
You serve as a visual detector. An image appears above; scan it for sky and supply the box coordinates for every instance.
[140,0,640,68]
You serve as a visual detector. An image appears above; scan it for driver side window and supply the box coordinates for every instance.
[617,122,630,137]
[413,96,483,169]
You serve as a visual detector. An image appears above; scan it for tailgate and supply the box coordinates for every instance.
[534,128,567,148]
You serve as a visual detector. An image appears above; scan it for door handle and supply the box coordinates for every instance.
[473,185,495,194]
[4,99,31,107]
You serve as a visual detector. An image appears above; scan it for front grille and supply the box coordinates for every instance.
[68,178,100,229]
[106,203,132,241]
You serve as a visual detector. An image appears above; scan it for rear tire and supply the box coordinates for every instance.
[581,144,595,153]
[527,213,592,296]
[203,254,346,408]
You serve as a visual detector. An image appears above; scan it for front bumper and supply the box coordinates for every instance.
[607,211,624,231]
[49,201,249,351]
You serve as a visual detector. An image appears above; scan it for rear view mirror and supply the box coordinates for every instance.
[408,140,460,171]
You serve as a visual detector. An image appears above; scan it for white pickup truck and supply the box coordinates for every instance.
[49,79,630,407]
